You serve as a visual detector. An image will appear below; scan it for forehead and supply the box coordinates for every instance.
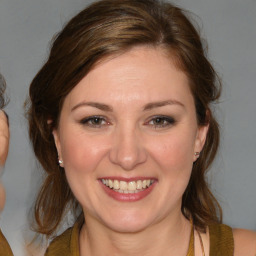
[63,46,193,108]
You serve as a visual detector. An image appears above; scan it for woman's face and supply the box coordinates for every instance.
[53,46,208,232]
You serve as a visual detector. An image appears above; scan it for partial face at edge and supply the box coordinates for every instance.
[0,110,9,211]
[52,46,208,232]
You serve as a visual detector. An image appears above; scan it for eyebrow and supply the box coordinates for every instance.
[143,100,185,111]
[71,102,113,112]
[71,99,184,112]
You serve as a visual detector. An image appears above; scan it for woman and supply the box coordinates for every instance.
[27,0,256,255]
[0,74,13,255]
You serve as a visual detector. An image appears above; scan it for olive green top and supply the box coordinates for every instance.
[45,221,234,256]
[0,229,13,256]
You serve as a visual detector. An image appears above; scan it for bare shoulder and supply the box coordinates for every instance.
[233,228,256,256]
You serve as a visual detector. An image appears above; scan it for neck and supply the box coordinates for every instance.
[79,212,191,256]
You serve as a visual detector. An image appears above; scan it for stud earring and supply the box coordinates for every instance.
[194,152,200,158]
[58,159,64,167]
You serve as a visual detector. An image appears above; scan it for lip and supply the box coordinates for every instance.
[99,177,157,202]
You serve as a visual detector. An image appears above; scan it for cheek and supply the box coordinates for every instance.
[61,134,109,174]
[146,131,195,195]
[141,133,195,215]
[148,131,195,171]
[59,134,109,206]
[159,141,193,185]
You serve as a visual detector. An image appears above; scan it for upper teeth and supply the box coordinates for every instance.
[102,179,153,192]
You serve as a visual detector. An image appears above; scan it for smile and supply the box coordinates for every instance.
[101,179,154,194]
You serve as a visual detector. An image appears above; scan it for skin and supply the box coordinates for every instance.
[233,229,256,256]
[0,110,9,211]
[53,46,256,255]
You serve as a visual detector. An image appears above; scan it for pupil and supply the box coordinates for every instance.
[94,118,100,124]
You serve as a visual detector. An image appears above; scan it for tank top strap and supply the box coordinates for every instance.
[209,224,234,256]
[186,219,194,256]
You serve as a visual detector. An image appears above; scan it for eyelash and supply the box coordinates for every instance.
[79,115,175,129]
[146,115,175,128]
[80,116,109,128]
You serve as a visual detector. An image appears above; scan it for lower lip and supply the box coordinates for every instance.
[100,181,156,202]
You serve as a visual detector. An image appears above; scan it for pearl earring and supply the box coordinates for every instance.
[58,159,64,166]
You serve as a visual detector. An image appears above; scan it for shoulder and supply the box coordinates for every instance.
[233,228,256,256]
[45,227,73,256]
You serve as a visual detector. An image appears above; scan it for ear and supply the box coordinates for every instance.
[52,128,61,158]
[52,128,64,167]
[193,123,209,162]
[47,119,61,154]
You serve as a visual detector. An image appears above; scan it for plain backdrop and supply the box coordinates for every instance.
[0,0,255,255]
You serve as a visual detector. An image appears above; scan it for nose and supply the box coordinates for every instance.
[109,126,147,171]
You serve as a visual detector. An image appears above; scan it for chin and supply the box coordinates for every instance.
[108,222,148,234]
[101,212,153,234]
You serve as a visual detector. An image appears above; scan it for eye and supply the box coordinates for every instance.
[146,116,175,128]
[80,116,109,128]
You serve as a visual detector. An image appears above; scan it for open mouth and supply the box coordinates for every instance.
[101,179,155,194]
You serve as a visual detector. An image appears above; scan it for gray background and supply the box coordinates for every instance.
[0,0,255,255]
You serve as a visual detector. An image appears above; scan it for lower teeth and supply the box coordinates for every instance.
[113,188,143,194]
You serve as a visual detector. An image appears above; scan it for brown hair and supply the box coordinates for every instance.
[0,74,7,109]
[27,0,222,236]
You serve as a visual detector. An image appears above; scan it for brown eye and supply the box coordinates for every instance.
[153,118,166,125]
[80,116,108,127]
[90,117,103,125]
